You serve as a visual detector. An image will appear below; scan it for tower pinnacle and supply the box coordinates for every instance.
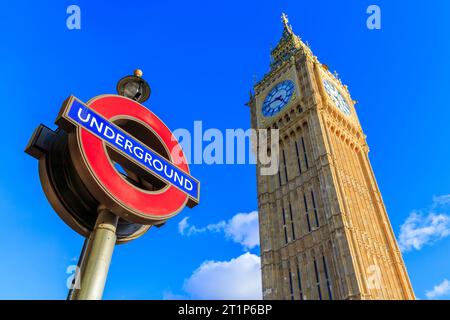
[281,12,293,33]
[281,12,289,26]
[270,12,304,69]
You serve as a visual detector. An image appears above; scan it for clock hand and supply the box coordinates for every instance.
[274,95,283,102]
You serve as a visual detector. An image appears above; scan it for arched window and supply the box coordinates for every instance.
[281,207,288,245]
[322,255,333,300]
[313,256,322,300]
[303,193,311,232]
[311,189,320,227]
[296,262,304,300]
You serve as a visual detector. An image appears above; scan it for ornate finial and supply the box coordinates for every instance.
[281,12,293,33]
[281,12,289,26]
[267,12,312,71]
[134,69,143,77]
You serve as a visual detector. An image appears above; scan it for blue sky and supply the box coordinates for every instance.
[0,0,450,299]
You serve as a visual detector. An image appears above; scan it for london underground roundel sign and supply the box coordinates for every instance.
[55,95,200,225]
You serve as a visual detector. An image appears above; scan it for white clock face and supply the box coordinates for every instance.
[322,79,351,115]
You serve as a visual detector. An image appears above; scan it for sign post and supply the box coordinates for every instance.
[72,207,118,300]
[25,70,199,300]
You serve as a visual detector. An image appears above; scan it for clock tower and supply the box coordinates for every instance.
[247,13,415,300]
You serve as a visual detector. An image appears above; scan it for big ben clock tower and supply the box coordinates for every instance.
[247,13,415,300]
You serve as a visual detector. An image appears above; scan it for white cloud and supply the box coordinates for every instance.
[178,211,260,250]
[426,279,450,299]
[183,252,262,300]
[178,217,189,235]
[398,212,450,252]
[188,220,226,235]
[178,216,226,236]
[171,212,262,300]
[432,195,450,207]
[224,211,259,250]
[398,195,450,252]
[162,290,188,300]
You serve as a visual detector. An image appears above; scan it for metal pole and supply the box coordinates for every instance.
[73,205,119,300]
[67,237,90,300]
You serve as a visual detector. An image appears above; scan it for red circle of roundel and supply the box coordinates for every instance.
[79,95,189,220]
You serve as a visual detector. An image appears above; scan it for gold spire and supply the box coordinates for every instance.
[281,12,289,27]
[254,13,314,88]
[270,12,304,69]
[281,12,292,33]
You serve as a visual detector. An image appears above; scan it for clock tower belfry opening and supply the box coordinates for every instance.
[246,13,415,300]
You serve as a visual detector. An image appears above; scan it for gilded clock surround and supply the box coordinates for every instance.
[246,13,415,300]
